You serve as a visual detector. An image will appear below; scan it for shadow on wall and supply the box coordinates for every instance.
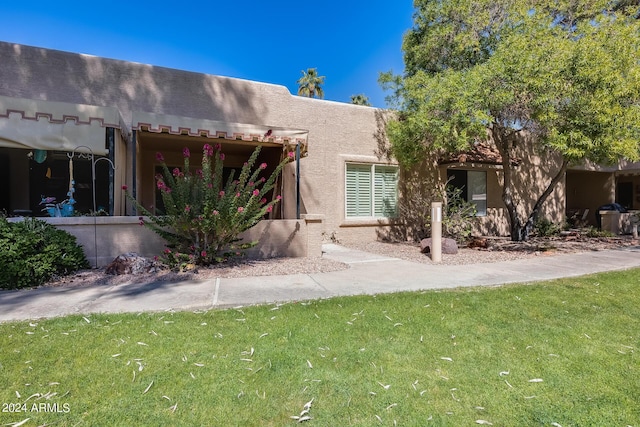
[2,43,270,125]
[368,115,567,242]
[244,219,303,259]
[476,208,510,236]
[374,109,394,162]
[371,111,445,243]
[507,134,566,226]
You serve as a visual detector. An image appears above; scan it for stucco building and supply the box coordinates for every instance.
[1,41,637,265]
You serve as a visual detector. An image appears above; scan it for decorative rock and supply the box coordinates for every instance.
[105,253,159,275]
[420,238,458,255]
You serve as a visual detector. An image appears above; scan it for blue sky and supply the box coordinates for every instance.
[0,1,414,108]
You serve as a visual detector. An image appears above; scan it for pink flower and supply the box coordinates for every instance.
[219,190,225,197]
[183,147,190,158]
[157,180,166,190]
[212,210,219,215]
[259,162,267,170]
[266,205,273,213]
[203,144,214,157]
[243,162,248,167]
[201,250,207,258]
[220,153,225,161]
[235,192,240,198]
[156,152,164,162]
[164,248,171,254]
[238,206,244,213]
[260,177,266,183]
[172,167,181,177]
[288,151,295,159]
[249,181,254,187]
[252,189,259,196]
[121,185,128,190]
[196,169,203,178]
[214,143,221,151]
[260,198,267,204]
[185,205,191,213]
[276,195,282,201]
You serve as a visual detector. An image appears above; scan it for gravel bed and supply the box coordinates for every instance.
[340,240,534,265]
[341,236,638,266]
[41,235,638,289]
[43,256,350,288]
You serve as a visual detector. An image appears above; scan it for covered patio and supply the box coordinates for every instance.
[0,94,324,267]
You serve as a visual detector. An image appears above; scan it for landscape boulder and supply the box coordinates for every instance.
[420,238,458,255]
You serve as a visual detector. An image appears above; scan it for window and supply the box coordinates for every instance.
[446,169,487,216]
[346,163,398,218]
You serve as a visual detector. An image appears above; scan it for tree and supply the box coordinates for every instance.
[381,0,640,241]
[297,68,325,98]
[126,145,291,269]
[350,94,371,106]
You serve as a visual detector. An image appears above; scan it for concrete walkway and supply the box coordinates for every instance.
[1,244,639,322]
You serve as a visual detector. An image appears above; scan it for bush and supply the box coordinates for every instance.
[584,227,615,238]
[441,185,478,244]
[533,217,562,237]
[423,184,478,244]
[127,144,291,269]
[0,217,89,290]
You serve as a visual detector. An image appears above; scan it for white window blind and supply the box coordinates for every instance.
[374,166,398,217]
[346,164,372,217]
[346,163,398,218]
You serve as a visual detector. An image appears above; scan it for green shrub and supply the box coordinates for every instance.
[0,217,89,290]
[534,217,562,237]
[442,184,478,244]
[127,144,291,269]
[424,184,478,244]
[584,226,615,238]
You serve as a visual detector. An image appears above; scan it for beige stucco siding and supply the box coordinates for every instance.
[2,41,587,243]
[2,43,398,241]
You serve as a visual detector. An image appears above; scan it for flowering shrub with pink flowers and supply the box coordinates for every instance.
[126,144,290,269]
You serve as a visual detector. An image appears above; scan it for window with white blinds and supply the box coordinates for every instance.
[345,163,398,218]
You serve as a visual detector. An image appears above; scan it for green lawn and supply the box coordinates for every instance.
[1,269,639,426]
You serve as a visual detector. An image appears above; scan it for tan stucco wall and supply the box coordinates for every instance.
[2,42,586,243]
[433,137,566,238]
[23,216,315,267]
[485,139,566,235]
[394,138,567,240]
[0,42,396,243]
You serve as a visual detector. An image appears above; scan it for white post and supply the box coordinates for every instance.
[431,201,443,263]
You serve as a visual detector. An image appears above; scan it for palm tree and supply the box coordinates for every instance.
[297,68,325,99]
[350,94,371,106]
